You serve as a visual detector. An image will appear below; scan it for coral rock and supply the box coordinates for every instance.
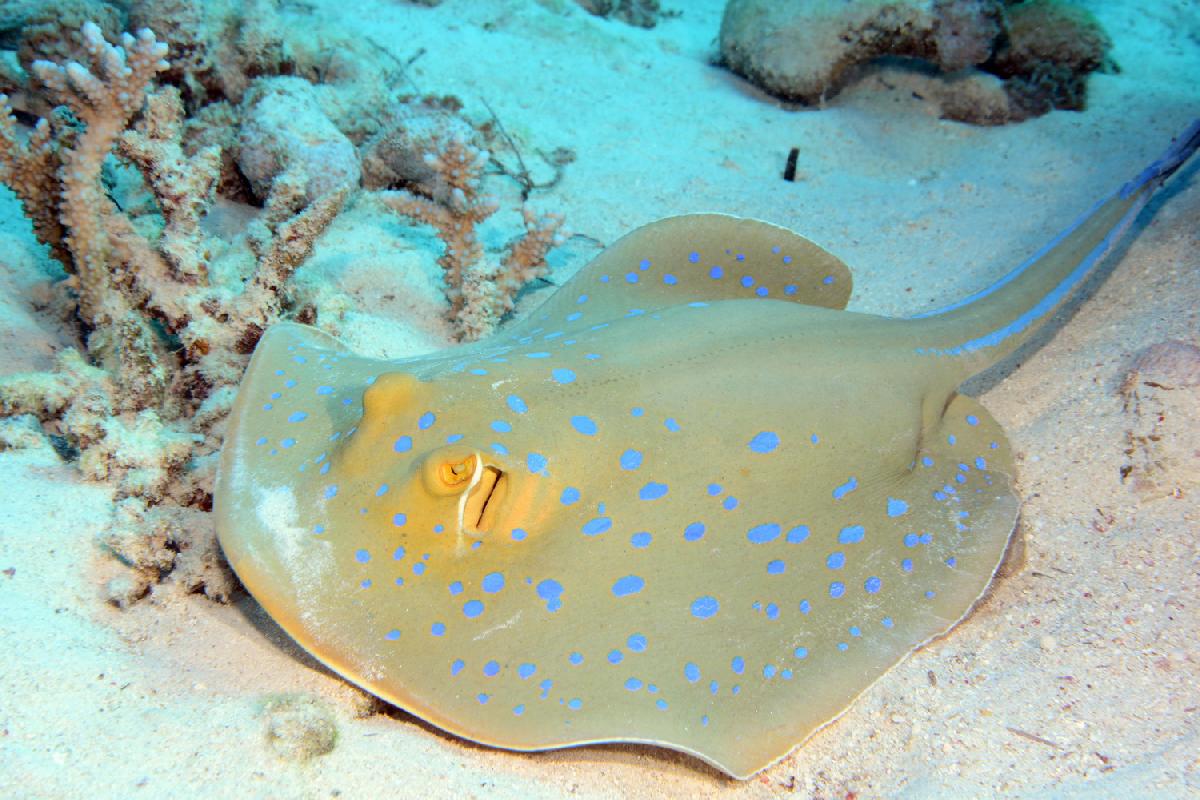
[236,76,361,204]
[718,0,1109,124]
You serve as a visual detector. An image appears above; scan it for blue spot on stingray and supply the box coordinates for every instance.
[902,558,914,572]
[608,649,624,664]
[287,411,307,423]
[612,575,645,597]
[740,275,755,287]
[560,486,580,505]
[888,498,909,517]
[865,576,882,594]
[830,582,846,598]
[525,352,551,359]
[799,599,811,614]
[688,251,700,263]
[656,699,668,710]
[527,452,548,474]
[826,551,845,569]
[625,272,639,283]
[731,656,745,674]
[536,579,563,612]
[569,652,583,665]
[570,415,597,435]
[665,418,681,432]
[767,560,786,575]
[620,449,643,470]
[418,412,435,429]
[749,431,779,453]
[582,517,612,536]
[462,600,484,618]
[477,694,490,704]
[786,525,810,543]
[431,622,446,636]
[316,386,334,395]
[446,434,463,443]
[839,524,865,544]
[684,522,706,541]
[355,549,370,563]
[691,596,719,619]
[948,433,957,445]
[631,531,652,548]
[513,704,525,716]
[663,274,677,285]
[448,581,463,595]
[630,406,644,417]
[384,630,400,641]
[451,659,464,675]
[823,275,834,284]
[833,476,858,499]
[392,512,407,527]
[684,663,701,682]
[392,546,405,560]
[552,368,576,384]
[747,523,781,544]
[483,660,500,677]
[723,496,738,510]
[975,456,987,470]
[566,311,582,322]
[518,663,537,679]
[492,443,509,456]
[625,678,643,691]
[763,664,777,678]
[482,572,505,593]
[627,634,647,652]
[506,395,528,414]
[393,436,412,452]
[709,265,723,279]
[490,420,512,433]
[511,528,527,541]
[966,414,979,426]
[639,482,669,500]
[323,485,337,499]
[707,483,722,496]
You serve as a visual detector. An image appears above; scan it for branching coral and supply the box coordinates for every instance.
[379,133,566,340]
[0,21,348,604]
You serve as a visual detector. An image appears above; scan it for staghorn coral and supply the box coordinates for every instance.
[378,133,566,341]
[0,22,348,604]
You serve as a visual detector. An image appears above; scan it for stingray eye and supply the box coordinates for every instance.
[439,455,478,487]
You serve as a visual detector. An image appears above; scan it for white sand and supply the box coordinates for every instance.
[1,0,1197,797]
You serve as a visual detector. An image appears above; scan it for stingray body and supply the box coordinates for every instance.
[215,123,1199,778]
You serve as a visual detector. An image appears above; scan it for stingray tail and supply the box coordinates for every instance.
[910,119,1200,379]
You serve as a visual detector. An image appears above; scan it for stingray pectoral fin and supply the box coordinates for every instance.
[518,214,853,329]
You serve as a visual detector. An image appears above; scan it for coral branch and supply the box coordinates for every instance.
[29,21,169,326]
[378,132,565,340]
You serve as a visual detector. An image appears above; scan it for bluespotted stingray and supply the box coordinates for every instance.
[215,122,1199,778]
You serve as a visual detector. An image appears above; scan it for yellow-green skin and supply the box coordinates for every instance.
[215,131,1192,778]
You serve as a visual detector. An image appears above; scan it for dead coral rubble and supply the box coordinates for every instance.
[719,0,1112,124]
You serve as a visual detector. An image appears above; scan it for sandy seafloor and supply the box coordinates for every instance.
[1,0,1198,797]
